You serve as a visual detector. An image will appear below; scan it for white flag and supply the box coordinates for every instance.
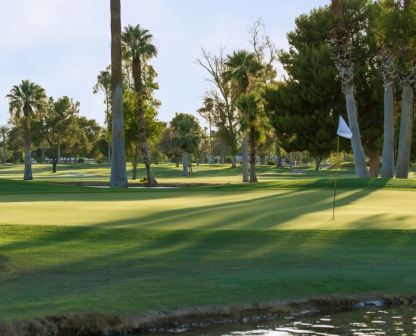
[337,116,352,139]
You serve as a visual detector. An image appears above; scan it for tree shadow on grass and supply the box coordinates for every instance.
[0,177,406,318]
[0,224,416,319]
[82,187,378,231]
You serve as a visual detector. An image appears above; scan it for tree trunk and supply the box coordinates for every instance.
[52,145,58,173]
[332,0,368,178]
[57,144,61,164]
[182,152,189,177]
[315,157,322,171]
[368,149,380,178]
[259,153,266,165]
[344,85,369,178]
[23,119,33,180]
[132,57,157,186]
[132,159,137,180]
[175,156,180,167]
[396,79,414,178]
[110,0,128,188]
[381,79,395,178]
[275,143,282,168]
[242,132,249,182]
[249,126,257,183]
[230,139,238,168]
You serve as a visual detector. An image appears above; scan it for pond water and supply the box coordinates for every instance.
[175,305,416,336]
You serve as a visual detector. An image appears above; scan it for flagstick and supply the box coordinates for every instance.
[332,136,340,220]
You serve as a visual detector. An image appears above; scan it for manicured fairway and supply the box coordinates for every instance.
[1,164,416,321]
[2,187,416,229]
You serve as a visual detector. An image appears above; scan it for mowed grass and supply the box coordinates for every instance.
[1,163,416,320]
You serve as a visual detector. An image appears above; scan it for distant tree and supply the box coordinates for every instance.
[257,129,276,165]
[69,116,101,162]
[158,127,182,166]
[110,0,128,188]
[0,126,9,164]
[122,24,158,185]
[171,113,202,177]
[43,96,79,172]
[224,50,263,182]
[6,126,24,162]
[197,49,239,167]
[237,93,262,182]
[264,6,341,171]
[383,0,416,178]
[6,80,46,180]
[93,68,112,165]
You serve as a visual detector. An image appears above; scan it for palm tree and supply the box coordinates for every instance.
[122,24,158,186]
[393,0,416,178]
[237,93,262,183]
[331,0,369,178]
[171,113,201,177]
[6,80,46,180]
[380,50,396,178]
[0,126,9,164]
[224,50,263,182]
[110,0,128,188]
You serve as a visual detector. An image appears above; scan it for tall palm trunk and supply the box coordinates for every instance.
[381,53,395,178]
[241,132,249,182]
[396,78,414,178]
[331,0,368,178]
[182,151,189,177]
[343,85,369,178]
[110,0,128,188]
[249,125,258,183]
[23,119,33,180]
[132,57,157,186]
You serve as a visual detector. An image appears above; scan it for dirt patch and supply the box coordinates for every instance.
[1,294,415,336]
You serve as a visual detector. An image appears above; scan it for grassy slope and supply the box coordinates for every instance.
[1,164,416,320]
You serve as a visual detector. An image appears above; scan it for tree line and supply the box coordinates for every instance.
[197,0,416,180]
[3,0,415,185]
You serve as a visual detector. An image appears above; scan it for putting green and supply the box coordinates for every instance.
[0,188,415,230]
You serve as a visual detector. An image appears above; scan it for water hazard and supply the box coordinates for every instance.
[177,305,416,335]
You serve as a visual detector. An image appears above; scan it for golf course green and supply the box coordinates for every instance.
[1,163,416,321]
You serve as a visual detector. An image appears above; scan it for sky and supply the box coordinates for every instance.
[0,0,329,127]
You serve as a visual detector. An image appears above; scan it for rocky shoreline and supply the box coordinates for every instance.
[0,294,415,336]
